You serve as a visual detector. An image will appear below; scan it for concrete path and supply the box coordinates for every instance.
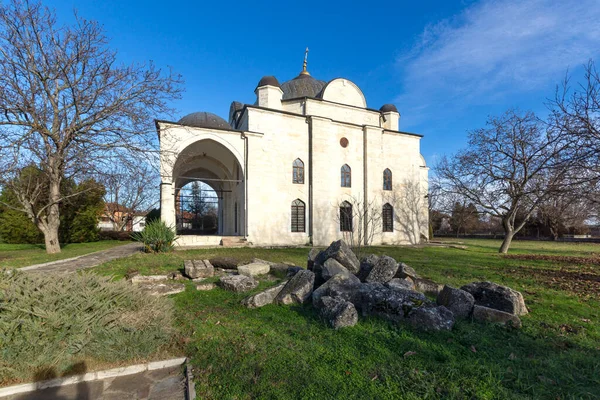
[1,365,185,400]
[20,243,142,274]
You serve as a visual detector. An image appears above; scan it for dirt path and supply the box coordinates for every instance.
[19,243,142,274]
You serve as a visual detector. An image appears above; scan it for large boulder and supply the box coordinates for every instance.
[319,296,358,329]
[414,278,444,297]
[365,256,399,283]
[242,282,287,308]
[385,277,415,291]
[472,305,522,328]
[275,270,315,305]
[321,258,352,282]
[208,257,239,270]
[312,273,361,307]
[436,285,475,318]
[395,262,420,280]
[237,262,270,277]
[407,306,455,331]
[461,281,528,316]
[357,254,379,282]
[355,283,429,321]
[307,248,323,270]
[184,260,214,279]
[219,274,259,292]
[321,240,360,274]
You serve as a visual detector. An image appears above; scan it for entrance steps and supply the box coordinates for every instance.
[175,235,248,248]
[220,236,248,247]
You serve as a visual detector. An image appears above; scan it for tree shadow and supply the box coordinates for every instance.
[15,362,91,400]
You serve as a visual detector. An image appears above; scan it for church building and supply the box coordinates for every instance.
[157,55,429,247]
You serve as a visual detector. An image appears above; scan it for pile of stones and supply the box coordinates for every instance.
[240,240,528,330]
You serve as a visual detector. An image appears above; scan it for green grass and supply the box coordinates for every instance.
[0,240,129,268]
[92,239,600,399]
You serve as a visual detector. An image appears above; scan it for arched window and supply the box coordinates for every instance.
[293,158,304,184]
[291,199,305,232]
[383,168,392,191]
[340,201,353,232]
[383,203,393,232]
[341,164,351,187]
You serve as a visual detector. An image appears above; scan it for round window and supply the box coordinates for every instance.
[340,137,349,148]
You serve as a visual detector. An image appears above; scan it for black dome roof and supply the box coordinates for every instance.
[380,104,399,113]
[178,112,231,130]
[257,75,280,88]
[281,73,327,100]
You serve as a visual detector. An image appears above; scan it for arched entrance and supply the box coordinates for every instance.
[171,139,245,237]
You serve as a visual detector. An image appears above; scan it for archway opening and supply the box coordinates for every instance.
[176,181,219,235]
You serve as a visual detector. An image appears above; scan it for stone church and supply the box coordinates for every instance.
[157,56,428,247]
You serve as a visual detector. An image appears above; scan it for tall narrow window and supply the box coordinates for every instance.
[383,168,392,191]
[340,201,353,232]
[383,203,393,232]
[291,199,305,232]
[293,158,304,184]
[341,164,351,187]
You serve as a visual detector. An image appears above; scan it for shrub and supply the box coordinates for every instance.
[98,230,134,241]
[132,219,176,253]
[0,270,175,384]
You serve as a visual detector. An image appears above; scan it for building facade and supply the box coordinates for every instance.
[157,63,428,247]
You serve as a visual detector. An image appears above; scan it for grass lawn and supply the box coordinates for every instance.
[92,239,600,399]
[0,240,130,268]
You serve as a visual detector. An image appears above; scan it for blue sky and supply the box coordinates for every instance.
[46,0,600,167]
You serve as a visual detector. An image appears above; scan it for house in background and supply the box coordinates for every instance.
[98,202,147,232]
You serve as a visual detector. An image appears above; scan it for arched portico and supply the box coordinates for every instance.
[161,138,245,238]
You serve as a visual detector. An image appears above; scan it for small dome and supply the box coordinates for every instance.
[257,75,280,88]
[281,73,327,100]
[178,112,231,130]
[380,104,399,113]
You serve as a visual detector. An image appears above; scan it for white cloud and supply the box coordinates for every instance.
[397,0,600,123]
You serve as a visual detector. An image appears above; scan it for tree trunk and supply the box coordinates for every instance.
[499,232,514,253]
[42,178,62,254]
[42,223,61,254]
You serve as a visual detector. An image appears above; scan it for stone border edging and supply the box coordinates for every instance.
[0,357,187,398]
[18,252,100,271]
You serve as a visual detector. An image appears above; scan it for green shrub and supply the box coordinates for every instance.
[132,219,176,253]
[0,270,175,384]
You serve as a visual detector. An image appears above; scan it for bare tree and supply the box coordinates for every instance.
[436,110,578,253]
[385,179,429,245]
[0,1,183,253]
[101,157,158,231]
[333,195,382,259]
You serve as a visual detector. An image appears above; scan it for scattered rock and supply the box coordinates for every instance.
[312,273,361,307]
[219,274,258,292]
[472,305,522,328]
[357,254,379,281]
[130,275,169,284]
[414,278,444,297]
[365,256,399,283]
[319,296,358,329]
[385,277,415,291]
[437,285,475,318]
[208,257,239,270]
[275,269,315,305]
[286,266,303,278]
[196,283,216,291]
[356,284,429,320]
[242,282,287,308]
[407,306,455,331]
[237,262,270,277]
[321,240,360,274]
[167,271,186,280]
[395,262,420,280]
[307,248,323,270]
[184,260,214,279]
[461,281,528,315]
[321,258,352,282]
[137,282,185,296]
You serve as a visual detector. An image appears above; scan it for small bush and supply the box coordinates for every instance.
[0,270,175,384]
[131,219,176,253]
[98,230,134,241]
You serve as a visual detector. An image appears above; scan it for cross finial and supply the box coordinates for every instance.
[301,47,310,76]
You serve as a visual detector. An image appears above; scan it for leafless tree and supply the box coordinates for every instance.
[0,1,183,253]
[333,195,382,259]
[101,157,158,231]
[436,109,579,253]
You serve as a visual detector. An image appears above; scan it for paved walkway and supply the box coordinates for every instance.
[20,243,142,274]
[1,365,185,400]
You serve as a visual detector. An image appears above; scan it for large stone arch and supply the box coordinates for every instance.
[161,137,245,238]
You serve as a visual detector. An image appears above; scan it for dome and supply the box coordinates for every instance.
[177,112,231,130]
[380,104,399,113]
[281,73,327,100]
[257,75,280,88]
